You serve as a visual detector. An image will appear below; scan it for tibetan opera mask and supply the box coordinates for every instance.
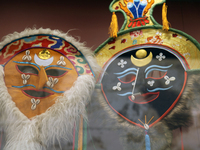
[0,28,99,150]
[4,48,79,118]
[101,45,187,128]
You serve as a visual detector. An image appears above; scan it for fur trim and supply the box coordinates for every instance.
[95,72,196,150]
[0,28,101,77]
[0,66,95,150]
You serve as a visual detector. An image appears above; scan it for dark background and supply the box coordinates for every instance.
[0,0,199,50]
[0,0,200,149]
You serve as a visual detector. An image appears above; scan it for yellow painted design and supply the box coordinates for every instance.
[136,49,147,58]
[63,47,93,76]
[143,0,155,16]
[111,0,165,29]
[96,29,200,69]
[39,49,51,60]
[109,12,119,38]
[131,52,152,67]
[119,0,134,19]
[162,3,170,31]
[78,115,83,150]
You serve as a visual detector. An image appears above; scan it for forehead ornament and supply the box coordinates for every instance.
[131,50,153,67]
[135,49,147,58]
[57,56,66,66]
[39,49,51,60]
[34,54,54,66]
[22,50,32,61]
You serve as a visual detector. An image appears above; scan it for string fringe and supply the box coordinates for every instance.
[109,12,118,38]
[162,3,170,31]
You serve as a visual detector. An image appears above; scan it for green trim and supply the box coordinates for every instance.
[94,25,200,54]
[150,0,166,26]
[83,119,87,150]
[109,0,127,32]
[108,0,166,31]
[187,69,200,74]
[95,84,101,89]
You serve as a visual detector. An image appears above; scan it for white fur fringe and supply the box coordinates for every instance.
[0,66,95,150]
[0,28,101,77]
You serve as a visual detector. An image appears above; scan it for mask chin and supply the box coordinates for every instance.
[0,68,95,149]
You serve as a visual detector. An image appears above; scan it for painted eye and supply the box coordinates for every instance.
[146,70,167,79]
[46,69,67,77]
[118,73,136,84]
[16,65,38,75]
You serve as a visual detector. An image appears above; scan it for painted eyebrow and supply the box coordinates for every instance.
[13,61,40,70]
[145,64,173,73]
[12,85,36,88]
[43,87,65,93]
[44,65,72,70]
[145,69,167,78]
[114,68,138,75]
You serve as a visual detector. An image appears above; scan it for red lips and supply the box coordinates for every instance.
[128,92,160,104]
[22,89,54,98]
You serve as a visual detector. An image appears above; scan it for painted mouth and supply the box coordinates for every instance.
[22,89,54,98]
[128,92,160,104]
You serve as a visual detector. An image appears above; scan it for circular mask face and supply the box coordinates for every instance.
[4,48,78,118]
[101,45,187,128]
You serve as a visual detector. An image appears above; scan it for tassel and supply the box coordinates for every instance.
[109,12,118,38]
[162,3,170,31]
[145,130,151,150]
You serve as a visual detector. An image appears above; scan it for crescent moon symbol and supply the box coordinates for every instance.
[34,54,54,66]
[131,52,153,67]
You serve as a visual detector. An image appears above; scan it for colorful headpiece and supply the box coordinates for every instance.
[94,0,200,149]
[0,28,100,149]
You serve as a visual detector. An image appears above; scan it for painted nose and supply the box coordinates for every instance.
[132,72,146,95]
[133,80,146,94]
[37,66,48,89]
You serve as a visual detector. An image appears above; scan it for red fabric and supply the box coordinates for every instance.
[128,16,149,28]
[0,36,72,65]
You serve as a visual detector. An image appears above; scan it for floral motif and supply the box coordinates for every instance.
[118,59,127,68]
[22,50,32,61]
[147,80,155,86]
[31,98,40,110]
[164,76,176,85]
[112,82,122,91]
[128,16,149,28]
[57,56,66,66]
[146,35,163,44]
[21,74,30,85]
[156,53,166,61]
[47,77,59,88]
[130,30,143,40]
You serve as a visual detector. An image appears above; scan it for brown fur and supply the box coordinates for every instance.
[93,73,200,149]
